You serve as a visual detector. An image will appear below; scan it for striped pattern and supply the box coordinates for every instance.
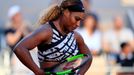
[37,22,79,62]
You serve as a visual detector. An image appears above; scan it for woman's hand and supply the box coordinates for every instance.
[34,69,45,75]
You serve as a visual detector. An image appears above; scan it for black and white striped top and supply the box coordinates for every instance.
[37,21,79,62]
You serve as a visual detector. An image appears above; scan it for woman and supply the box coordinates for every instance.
[5,5,32,75]
[5,5,32,50]
[13,0,92,75]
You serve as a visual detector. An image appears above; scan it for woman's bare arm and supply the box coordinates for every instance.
[74,32,93,75]
[13,25,52,75]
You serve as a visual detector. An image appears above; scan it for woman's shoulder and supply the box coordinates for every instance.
[37,22,52,32]
[73,31,83,41]
[31,23,53,41]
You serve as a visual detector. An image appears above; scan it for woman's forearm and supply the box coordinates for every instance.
[79,54,92,75]
[13,46,42,74]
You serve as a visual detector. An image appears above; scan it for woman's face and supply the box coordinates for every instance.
[84,16,96,30]
[12,12,23,23]
[114,16,123,30]
[62,10,84,32]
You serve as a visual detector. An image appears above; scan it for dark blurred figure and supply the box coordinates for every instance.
[116,42,134,75]
[77,13,102,56]
[116,42,134,67]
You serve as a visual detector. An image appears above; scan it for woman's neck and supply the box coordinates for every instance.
[53,19,68,36]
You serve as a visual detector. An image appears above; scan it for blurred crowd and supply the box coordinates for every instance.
[0,0,134,75]
[76,12,134,75]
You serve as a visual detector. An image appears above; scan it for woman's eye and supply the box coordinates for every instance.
[75,16,82,21]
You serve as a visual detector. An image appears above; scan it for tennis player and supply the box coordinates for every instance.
[13,0,92,75]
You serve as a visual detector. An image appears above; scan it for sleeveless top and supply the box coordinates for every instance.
[37,21,79,62]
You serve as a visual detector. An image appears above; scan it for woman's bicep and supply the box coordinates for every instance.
[74,32,91,54]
